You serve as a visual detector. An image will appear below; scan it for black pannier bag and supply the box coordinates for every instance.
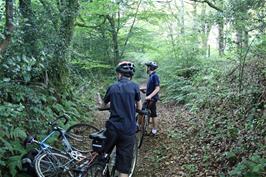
[89,129,107,153]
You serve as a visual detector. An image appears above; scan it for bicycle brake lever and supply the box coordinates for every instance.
[62,114,69,125]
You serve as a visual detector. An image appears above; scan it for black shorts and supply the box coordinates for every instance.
[143,100,157,117]
[104,122,135,174]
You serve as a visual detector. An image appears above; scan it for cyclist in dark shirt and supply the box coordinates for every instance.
[140,61,160,136]
[100,61,142,177]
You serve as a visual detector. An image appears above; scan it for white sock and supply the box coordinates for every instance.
[152,128,157,134]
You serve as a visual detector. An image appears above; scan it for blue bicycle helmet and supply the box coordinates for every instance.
[145,61,158,70]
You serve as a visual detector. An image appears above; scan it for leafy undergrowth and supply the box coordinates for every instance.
[134,100,265,177]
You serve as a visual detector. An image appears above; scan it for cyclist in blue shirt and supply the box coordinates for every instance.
[101,61,142,177]
[140,61,160,136]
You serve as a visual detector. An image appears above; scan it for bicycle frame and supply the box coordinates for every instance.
[38,130,57,151]
[136,108,151,148]
[83,126,138,177]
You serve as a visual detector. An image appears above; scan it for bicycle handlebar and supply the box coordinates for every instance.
[48,114,69,127]
[98,107,148,115]
[98,107,110,111]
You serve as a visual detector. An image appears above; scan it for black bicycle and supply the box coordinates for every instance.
[136,102,151,148]
[80,108,138,177]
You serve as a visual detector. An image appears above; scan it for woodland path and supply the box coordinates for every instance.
[92,99,198,177]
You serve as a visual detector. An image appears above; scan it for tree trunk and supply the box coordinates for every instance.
[217,1,224,56]
[179,0,185,34]
[107,15,120,65]
[168,24,178,59]
[49,0,79,89]
[120,0,142,58]
[200,4,211,56]
[243,30,249,49]
[218,15,224,56]
[236,28,243,53]
[19,0,37,56]
[0,0,14,53]
[192,1,197,33]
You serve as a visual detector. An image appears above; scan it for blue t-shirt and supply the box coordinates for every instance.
[104,77,141,135]
[146,72,160,101]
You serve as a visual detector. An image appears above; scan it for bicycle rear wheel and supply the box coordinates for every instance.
[129,137,138,177]
[83,162,107,177]
[66,123,99,153]
[35,152,75,177]
[109,138,138,177]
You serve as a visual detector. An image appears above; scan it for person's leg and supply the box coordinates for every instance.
[103,121,117,154]
[116,133,135,177]
[149,101,158,135]
[119,173,128,177]
[151,116,158,134]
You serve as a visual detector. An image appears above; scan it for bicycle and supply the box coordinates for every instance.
[23,114,98,177]
[80,108,138,177]
[136,101,151,148]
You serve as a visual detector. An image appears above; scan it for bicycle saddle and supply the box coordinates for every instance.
[89,129,107,141]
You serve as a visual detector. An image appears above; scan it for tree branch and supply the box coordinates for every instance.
[120,0,142,58]
[189,0,223,12]
[75,16,107,29]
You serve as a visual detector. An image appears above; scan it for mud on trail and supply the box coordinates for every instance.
[92,101,196,177]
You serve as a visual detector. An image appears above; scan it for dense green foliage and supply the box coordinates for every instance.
[0,0,265,176]
[157,1,266,176]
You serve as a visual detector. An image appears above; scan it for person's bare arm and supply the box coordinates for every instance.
[146,86,160,100]
[96,92,110,109]
[140,87,146,93]
[136,100,142,111]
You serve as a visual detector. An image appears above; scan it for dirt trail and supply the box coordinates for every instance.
[92,100,190,177]
[134,102,184,177]
[91,81,195,177]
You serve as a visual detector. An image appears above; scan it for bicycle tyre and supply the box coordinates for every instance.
[129,137,138,177]
[109,138,138,177]
[65,123,99,153]
[35,152,75,177]
[137,115,148,148]
[82,162,107,177]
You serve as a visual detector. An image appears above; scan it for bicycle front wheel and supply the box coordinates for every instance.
[66,123,99,153]
[137,115,148,148]
[35,152,75,177]
[129,137,138,177]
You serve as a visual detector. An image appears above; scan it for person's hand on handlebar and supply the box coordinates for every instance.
[140,87,146,94]
[97,106,110,111]
[96,92,110,111]
[145,95,152,101]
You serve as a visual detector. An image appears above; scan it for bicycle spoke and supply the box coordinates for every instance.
[35,152,75,177]
[65,123,99,153]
